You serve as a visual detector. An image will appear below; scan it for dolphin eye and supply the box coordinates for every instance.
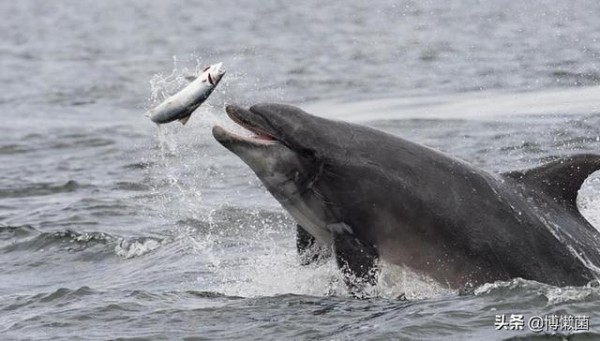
[202,66,210,72]
[300,148,316,158]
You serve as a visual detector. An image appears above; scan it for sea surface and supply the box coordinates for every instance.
[2,1,600,340]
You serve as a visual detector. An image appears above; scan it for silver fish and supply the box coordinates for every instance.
[147,62,225,125]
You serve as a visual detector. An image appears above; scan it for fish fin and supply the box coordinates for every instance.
[296,224,330,265]
[184,75,197,82]
[329,222,378,296]
[178,115,192,125]
[503,153,600,209]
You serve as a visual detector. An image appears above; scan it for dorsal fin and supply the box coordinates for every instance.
[503,154,600,208]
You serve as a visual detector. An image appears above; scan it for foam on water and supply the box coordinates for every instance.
[114,237,163,259]
[186,220,452,300]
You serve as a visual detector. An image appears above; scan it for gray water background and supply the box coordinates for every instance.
[3,1,600,339]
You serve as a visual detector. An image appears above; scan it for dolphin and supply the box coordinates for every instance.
[212,103,600,291]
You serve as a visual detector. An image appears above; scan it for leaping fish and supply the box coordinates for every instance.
[147,62,225,125]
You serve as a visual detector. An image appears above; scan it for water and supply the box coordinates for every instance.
[2,1,600,339]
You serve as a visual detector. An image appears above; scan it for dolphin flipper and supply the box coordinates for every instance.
[296,224,331,265]
[330,223,378,294]
[296,224,317,265]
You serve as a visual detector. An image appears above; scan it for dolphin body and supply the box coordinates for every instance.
[212,103,600,291]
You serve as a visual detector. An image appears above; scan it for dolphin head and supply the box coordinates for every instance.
[212,104,333,203]
[213,103,369,243]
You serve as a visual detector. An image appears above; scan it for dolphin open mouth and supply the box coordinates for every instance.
[213,105,279,146]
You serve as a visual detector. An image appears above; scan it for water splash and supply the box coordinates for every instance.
[147,57,198,108]
[114,237,163,259]
[181,211,453,299]
[578,171,600,229]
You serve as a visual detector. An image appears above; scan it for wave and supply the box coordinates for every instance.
[3,287,242,313]
[3,284,600,340]
[122,161,155,170]
[0,144,31,155]
[0,224,164,259]
[475,278,600,305]
[552,70,600,87]
[0,180,82,199]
